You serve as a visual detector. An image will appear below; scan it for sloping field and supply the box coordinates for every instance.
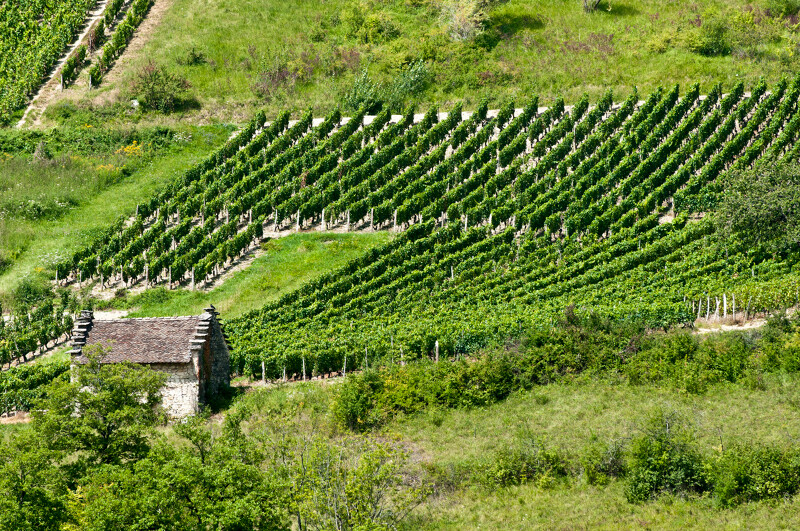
[0,0,95,123]
[55,78,800,376]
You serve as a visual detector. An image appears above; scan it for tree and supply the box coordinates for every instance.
[0,430,68,531]
[716,162,800,254]
[32,345,167,468]
[76,433,289,530]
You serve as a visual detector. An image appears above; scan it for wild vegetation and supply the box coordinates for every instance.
[4,0,800,528]
[4,317,800,529]
[43,0,800,125]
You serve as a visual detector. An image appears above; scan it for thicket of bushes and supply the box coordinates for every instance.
[333,312,800,431]
[331,312,800,507]
[417,409,800,507]
[0,125,174,155]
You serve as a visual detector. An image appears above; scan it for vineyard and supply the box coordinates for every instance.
[49,78,800,378]
[0,0,95,123]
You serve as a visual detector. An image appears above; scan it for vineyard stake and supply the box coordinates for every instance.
[435,340,439,362]
[732,294,736,321]
[343,355,346,376]
[261,360,266,383]
[723,294,727,319]
[321,208,326,231]
[302,357,306,381]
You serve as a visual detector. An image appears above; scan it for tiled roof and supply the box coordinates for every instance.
[74,316,205,365]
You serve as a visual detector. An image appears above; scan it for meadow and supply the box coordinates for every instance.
[44,0,800,125]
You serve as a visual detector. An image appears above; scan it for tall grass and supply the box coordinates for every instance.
[53,0,800,124]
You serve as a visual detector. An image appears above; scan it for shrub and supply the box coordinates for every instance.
[360,13,400,43]
[478,430,568,488]
[384,60,432,111]
[712,444,800,507]
[688,14,731,56]
[129,61,191,112]
[12,276,52,308]
[343,69,382,113]
[582,438,627,486]
[625,411,710,502]
[341,3,366,39]
[440,0,488,42]
[330,369,386,431]
[766,0,800,17]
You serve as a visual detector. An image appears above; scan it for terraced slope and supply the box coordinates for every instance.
[56,79,800,377]
[0,0,95,123]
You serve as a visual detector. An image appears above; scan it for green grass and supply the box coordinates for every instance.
[0,125,231,306]
[115,231,393,318]
[393,376,800,528]
[46,0,800,125]
[229,371,800,529]
[408,480,800,530]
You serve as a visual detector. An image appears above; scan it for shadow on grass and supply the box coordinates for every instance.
[605,2,640,17]
[491,12,546,37]
[208,384,247,413]
[174,96,203,113]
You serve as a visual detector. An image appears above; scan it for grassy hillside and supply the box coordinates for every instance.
[6,319,800,528]
[0,124,231,306]
[41,0,800,125]
[109,231,393,318]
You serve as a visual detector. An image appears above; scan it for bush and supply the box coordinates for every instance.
[360,13,400,43]
[766,0,800,17]
[343,69,382,113]
[625,411,710,502]
[330,369,386,431]
[582,438,627,486]
[12,276,52,308]
[688,14,731,56]
[478,429,568,488]
[343,60,430,113]
[712,444,800,507]
[129,61,192,112]
[440,0,487,42]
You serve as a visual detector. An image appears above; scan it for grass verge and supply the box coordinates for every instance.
[111,231,394,318]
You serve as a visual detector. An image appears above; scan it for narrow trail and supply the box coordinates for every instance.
[16,0,112,129]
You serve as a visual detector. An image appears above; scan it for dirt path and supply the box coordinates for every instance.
[695,319,767,335]
[87,0,174,108]
[17,0,112,128]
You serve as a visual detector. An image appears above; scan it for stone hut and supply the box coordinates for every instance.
[70,307,230,418]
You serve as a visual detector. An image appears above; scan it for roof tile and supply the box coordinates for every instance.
[74,316,204,364]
